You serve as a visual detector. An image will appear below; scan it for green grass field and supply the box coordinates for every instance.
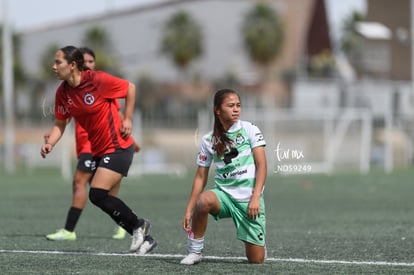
[1,167,414,274]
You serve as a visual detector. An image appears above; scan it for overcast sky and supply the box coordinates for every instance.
[1,0,366,32]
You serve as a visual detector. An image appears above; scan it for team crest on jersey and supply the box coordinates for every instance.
[84,93,95,105]
[235,133,245,145]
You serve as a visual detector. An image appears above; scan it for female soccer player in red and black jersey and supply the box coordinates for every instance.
[45,47,142,242]
[41,45,155,254]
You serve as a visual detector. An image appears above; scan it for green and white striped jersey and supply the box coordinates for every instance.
[196,120,266,202]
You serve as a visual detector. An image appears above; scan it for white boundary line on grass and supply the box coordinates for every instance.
[1,249,414,267]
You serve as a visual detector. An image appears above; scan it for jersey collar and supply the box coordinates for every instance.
[227,120,242,133]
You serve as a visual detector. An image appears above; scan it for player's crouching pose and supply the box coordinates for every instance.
[181,88,267,265]
[40,45,156,254]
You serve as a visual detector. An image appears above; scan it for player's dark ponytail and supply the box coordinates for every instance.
[212,89,239,157]
[60,45,84,71]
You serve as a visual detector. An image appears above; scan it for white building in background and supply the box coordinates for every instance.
[17,0,331,84]
[13,0,414,173]
[18,0,257,82]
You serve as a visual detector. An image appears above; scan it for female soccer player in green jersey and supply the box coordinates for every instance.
[181,88,267,265]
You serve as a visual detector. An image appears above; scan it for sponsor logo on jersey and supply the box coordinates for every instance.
[223,169,247,178]
[256,132,264,142]
[84,160,91,168]
[103,157,110,164]
[84,93,95,105]
[198,152,207,162]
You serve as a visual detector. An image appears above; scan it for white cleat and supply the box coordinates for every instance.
[129,220,150,252]
[180,253,202,265]
[138,236,158,255]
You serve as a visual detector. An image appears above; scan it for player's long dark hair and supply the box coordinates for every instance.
[212,88,240,157]
[79,47,96,70]
[60,45,84,71]
[79,47,95,59]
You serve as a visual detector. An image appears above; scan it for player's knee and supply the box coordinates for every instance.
[72,180,86,194]
[248,259,264,264]
[73,177,85,187]
[196,192,215,213]
[247,254,265,264]
[89,188,108,206]
[247,247,266,264]
[245,243,266,264]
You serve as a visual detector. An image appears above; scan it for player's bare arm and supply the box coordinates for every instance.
[120,82,136,138]
[182,166,209,231]
[248,146,267,219]
[40,119,66,158]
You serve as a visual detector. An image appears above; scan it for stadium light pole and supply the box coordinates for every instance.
[2,0,16,173]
